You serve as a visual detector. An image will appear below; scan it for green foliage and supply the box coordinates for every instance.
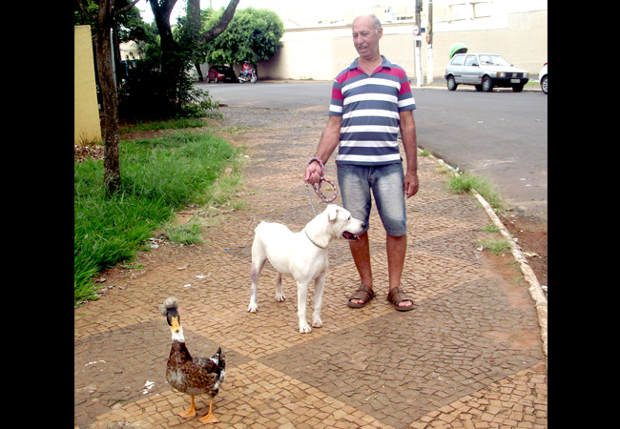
[163,220,204,245]
[476,238,512,255]
[447,172,504,211]
[202,7,284,66]
[73,1,152,45]
[74,131,240,304]
[118,52,220,121]
[119,118,206,133]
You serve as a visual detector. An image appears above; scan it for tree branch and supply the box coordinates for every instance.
[76,0,94,21]
[201,0,240,43]
[117,0,141,14]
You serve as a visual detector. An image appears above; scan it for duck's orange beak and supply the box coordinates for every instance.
[171,316,181,333]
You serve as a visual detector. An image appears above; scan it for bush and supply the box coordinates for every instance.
[118,57,220,122]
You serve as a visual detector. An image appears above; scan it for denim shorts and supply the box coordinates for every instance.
[337,163,407,237]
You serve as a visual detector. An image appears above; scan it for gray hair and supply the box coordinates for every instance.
[371,14,382,33]
[353,14,382,33]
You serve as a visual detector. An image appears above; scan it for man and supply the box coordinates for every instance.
[304,14,419,311]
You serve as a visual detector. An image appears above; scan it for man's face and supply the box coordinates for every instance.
[352,17,382,59]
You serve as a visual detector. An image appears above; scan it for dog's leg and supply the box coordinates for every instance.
[312,272,326,328]
[275,273,286,302]
[248,238,266,313]
[297,281,312,333]
[248,263,261,312]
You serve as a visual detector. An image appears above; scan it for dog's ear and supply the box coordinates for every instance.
[327,205,338,223]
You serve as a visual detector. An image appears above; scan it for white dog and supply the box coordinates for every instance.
[248,204,365,333]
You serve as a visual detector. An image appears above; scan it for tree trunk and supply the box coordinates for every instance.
[150,0,240,107]
[94,0,121,194]
[77,0,141,195]
[187,0,203,81]
[150,0,183,108]
[194,63,204,81]
[112,21,123,88]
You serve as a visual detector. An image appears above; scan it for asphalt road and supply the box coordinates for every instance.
[199,81,547,222]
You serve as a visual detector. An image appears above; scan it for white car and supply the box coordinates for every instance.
[444,53,529,92]
[538,62,548,94]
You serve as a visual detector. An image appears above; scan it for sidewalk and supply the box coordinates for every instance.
[74,105,547,429]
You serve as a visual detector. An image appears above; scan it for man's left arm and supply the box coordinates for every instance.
[399,110,419,198]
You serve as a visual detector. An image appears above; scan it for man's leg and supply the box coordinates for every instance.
[373,164,413,309]
[338,165,374,306]
[348,231,373,305]
[386,233,412,308]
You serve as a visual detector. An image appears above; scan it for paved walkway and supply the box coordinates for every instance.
[74,105,547,428]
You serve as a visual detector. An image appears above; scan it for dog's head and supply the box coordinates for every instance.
[325,204,365,241]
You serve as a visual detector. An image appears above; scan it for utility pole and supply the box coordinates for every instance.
[414,0,423,87]
[426,0,433,84]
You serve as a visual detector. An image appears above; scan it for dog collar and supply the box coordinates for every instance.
[304,228,327,249]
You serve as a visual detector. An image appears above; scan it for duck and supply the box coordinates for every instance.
[161,296,226,424]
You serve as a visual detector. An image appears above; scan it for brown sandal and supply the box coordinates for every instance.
[347,284,376,308]
[387,286,414,312]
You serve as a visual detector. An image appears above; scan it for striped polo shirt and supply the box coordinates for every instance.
[329,56,416,166]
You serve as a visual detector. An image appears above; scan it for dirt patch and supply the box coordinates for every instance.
[500,212,547,289]
[74,144,104,163]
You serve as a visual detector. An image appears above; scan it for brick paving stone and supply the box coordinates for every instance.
[74,105,546,429]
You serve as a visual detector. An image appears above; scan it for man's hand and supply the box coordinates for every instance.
[304,159,324,185]
[404,171,419,198]
[304,116,342,185]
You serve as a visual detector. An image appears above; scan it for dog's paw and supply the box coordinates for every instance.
[275,292,286,302]
[312,317,323,328]
[248,302,258,313]
[299,323,312,334]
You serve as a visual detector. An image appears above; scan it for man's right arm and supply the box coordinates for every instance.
[304,115,342,184]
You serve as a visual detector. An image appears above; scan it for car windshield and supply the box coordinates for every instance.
[479,55,510,66]
[450,55,465,65]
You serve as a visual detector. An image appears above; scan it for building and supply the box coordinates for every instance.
[258,0,547,83]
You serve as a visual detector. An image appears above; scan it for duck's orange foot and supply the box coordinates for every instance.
[198,412,219,424]
[198,399,219,424]
[177,395,197,418]
[178,408,196,418]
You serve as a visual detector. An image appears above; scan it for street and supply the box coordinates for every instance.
[199,81,547,222]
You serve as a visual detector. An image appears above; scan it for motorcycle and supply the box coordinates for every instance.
[238,68,258,83]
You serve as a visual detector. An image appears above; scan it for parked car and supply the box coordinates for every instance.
[207,65,238,83]
[538,62,547,94]
[445,53,529,92]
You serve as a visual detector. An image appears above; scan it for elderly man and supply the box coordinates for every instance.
[304,14,419,311]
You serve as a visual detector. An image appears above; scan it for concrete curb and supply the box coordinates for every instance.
[430,154,548,359]
[416,83,543,92]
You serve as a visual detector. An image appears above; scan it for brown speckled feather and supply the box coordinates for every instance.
[166,341,223,397]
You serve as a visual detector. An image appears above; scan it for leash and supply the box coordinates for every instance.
[304,157,337,216]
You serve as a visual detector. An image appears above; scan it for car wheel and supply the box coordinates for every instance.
[481,76,493,92]
[447,76,457,91]
[475,85,482,91]
[540,75,548,94]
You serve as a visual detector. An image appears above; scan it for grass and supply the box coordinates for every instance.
[119,118,207,133]
[481,223,500,233]
[74,129,241,305]
[476,237,512,255]
[162,219,205,245]
[447,172,504,212]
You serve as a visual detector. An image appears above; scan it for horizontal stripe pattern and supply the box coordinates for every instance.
[329,56,415,166]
